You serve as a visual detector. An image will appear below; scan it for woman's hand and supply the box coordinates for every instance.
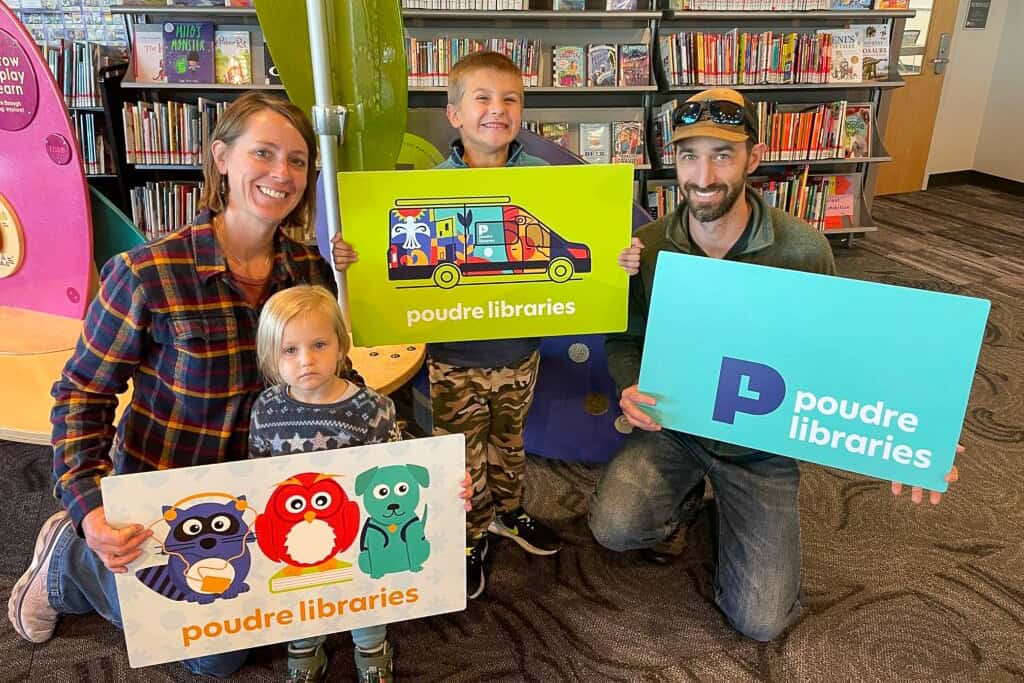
[82,507,152,573]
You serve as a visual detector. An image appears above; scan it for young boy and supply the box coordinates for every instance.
[333,51,639,600]
[429,51,561,600]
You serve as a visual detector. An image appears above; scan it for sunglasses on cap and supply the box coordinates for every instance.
[673,99,757,137]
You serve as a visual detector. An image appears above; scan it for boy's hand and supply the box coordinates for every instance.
[891,444,963,505]
[458,470,473,511]
[618,237,643,275]
[331,233,358,272]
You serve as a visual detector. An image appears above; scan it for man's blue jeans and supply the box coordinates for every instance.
[588,428,802,641]
[46,523,249,678]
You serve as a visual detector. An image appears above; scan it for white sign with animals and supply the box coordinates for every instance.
[101,435,467,668]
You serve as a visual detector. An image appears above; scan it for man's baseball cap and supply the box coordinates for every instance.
[670,88,758,145]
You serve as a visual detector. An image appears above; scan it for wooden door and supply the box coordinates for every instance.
[875,0,960,195]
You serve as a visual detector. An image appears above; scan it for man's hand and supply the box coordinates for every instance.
[620,384,661,431]
[331,233,359,272]
[82,507,152,573]
[618,237,643,275]
[891,444,963,505]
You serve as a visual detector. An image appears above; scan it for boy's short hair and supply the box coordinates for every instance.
[257,285,351,386]
[447,51,524,105]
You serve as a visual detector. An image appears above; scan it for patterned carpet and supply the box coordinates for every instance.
[3,182,1023,681]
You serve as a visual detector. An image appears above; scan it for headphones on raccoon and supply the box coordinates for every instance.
[162,491,249,522]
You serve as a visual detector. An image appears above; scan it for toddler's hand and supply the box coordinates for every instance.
[458,470,472,511]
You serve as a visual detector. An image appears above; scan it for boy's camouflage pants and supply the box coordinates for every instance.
[428,352,540,541]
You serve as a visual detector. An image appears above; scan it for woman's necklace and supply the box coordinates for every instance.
[213,215,273,280]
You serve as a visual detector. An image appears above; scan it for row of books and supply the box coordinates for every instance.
[401,0,531,8]
[669,0,908,9]
[122,1,255,7]
[646,170,859,233]
[131,22,255,85]
[525,120,646,164]
[553,44,649,88]
[37,39,123,108]
[753,100,873,161]
[651,98,872,166]
[657,28,874,88]
[129,181,202,243]
[121,98,229,166]
[406,37,541,87]
[552,0,643,8]
[71,111,112,175]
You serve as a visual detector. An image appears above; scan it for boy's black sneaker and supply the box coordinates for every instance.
[466,535,488,600]
[488,507,562,555]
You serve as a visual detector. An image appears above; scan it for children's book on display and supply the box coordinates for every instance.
[552,46,586,87]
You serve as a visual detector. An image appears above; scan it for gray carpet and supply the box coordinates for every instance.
[3,182,1023,681]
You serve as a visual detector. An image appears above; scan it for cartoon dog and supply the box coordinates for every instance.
[355,464,430,579]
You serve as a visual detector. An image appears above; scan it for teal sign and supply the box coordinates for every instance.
[638,253,989,491]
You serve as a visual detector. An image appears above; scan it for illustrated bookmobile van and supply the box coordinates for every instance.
[387,195,591,289]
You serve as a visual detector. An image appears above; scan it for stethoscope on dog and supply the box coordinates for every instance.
[138,491,257,595]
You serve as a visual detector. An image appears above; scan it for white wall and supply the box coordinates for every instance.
[925,0,1009,179]
[974,0,1024,182]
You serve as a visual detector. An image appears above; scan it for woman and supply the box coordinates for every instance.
[7,92,339,678]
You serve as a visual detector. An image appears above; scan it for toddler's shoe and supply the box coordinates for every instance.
[354,639,393,683]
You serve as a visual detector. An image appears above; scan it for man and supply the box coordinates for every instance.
[591,87,960,642]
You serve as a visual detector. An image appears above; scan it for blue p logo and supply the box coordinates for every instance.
[712,357,786,424]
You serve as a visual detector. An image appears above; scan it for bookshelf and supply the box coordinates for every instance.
[101,2,912,246]
[646,5,914,245]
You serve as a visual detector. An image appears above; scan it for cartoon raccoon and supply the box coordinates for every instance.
[135,496,254,605]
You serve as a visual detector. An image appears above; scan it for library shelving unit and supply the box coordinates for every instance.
[103,2,912,246]
[106,4,279,237]
[403,3,661,176]
[648,5,915,245]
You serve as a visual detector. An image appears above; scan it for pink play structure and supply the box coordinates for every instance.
[1,4,97,443]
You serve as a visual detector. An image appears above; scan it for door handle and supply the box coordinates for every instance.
[933,32,952,74]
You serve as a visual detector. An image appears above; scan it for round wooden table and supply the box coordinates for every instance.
[0,306,424,445]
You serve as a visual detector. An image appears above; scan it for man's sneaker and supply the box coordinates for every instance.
[488,507,562,555]
[354,640,393,683]
[639,523,687,566]
[466,535,488,600]
[285,644,328,683]
[8,511,72,643]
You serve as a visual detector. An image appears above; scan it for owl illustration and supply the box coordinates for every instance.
[255,473,360,570]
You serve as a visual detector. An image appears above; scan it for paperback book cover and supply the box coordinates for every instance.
[842,104,872,158]
[215,30,252,85]
[850,23,889,79]
[824,174,858,229]
[830,0,871,8]
[133,29,165,83]
[540,122,572,150]
[264,43,281,85]
[606,0,639,8]
[587,44,617,87]
[874,0,910,8]
[226,0,255,6]
[163,21,214,84]
[553,0,585,8]
[618,43,650,86]
[611,121,644,165]
[579,122,611,164]
[819,28,863,82]
[552,46,586,87]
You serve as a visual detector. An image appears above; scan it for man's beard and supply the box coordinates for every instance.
[683,177,746,223]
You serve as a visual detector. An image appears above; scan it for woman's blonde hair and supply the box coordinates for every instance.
[257,285,351,386]
[199,91,318,228]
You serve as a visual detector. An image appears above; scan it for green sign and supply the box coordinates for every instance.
[338,165,634,345]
